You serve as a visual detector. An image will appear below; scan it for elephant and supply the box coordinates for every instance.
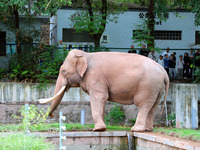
[39,49,169,132]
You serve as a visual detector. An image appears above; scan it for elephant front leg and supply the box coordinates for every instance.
[90,91,108,131]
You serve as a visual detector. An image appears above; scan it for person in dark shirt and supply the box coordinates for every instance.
[163,54,170,75]
[128,45,137,53]
[172,52,176,62]
[169,54,176,78]
[183,52,191,79]
[139,44,149,57]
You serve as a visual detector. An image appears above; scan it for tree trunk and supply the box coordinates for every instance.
[93,34,101,49]
[147,0,155,50]
[86,0,107,49]
[13,7,21,54]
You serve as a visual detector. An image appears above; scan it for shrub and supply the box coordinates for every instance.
[128,118,136,126]
[0,68,5,79]
[166,113,176,127]
[105,103,125,125]
[12,105,49,131]
[194,55,200,83]
[35,45,69,90]
[0,133,55,150]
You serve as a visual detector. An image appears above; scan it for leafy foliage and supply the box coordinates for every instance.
[105,103,125,125]
[69,1,123,34]
[69,0,127,47]
[8,44,41,82]
[6,44,69,89]
[0,0,71,55]
[12,105,50,131]
[35,46,69,90]
[194,67,200,83]
[166,113,176,127]
[128,118,136,126]
[9,63,35,82]
[132,18,160,51]
[0,68,5,79]
[132,18,154,48]
[90,46,110,52]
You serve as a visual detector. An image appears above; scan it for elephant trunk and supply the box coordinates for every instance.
[48,85,69,117]
[38,73,69,117]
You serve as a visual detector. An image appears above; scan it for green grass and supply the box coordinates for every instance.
[0,133,55,150]
[0,123,131,132]
[154,127,200,142]
[1,124,200,142]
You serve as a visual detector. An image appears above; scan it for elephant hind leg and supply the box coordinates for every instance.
[145,91,163,132]
[131,90,160,132]
[131,101,155,132]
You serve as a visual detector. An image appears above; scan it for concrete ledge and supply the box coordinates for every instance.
[133,132,200,150]
[63,131,128,137]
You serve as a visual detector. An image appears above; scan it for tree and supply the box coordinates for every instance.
[0,0,70,54]
[69,0,127,48]
[132,18,154,47]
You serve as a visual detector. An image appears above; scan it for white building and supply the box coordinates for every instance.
[50,7,200,55]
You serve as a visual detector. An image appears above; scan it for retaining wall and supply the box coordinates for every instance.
[0,82,199,103]
[0,82,199,126]
[28,132,200,150]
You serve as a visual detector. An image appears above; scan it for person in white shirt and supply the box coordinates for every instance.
[158,55,164,68]
[148,50,158,62]
[177,55,184,79]
[162,47,171,57]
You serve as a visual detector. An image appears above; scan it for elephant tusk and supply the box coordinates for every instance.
[38,86,66,104]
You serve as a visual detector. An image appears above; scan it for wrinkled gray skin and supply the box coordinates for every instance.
[40,49,169,132]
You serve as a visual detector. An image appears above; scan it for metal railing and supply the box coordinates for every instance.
[0,43,199,81]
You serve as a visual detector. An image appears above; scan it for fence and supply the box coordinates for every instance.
[0,43,199,81]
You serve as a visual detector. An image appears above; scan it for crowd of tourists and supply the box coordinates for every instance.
[128,45,200,79]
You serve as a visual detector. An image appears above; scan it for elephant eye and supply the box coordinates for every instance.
[61,69,66,75]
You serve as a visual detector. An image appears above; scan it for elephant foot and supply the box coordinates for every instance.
[145,127,154,132]
[131,125,146,132]
[93,123,107,132]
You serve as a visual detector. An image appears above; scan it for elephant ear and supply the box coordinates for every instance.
[75,55,87,77]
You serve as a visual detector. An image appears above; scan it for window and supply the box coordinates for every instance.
[154,31,182,40]
[0,32,6,56]
[132,30,182,40]
[195,31,200,45]
[62,28,93,42]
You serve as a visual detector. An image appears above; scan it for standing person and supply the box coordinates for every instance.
[162,47,171,57]
[148,50,158,62]
[172,52,176,62]
[169,54,176,79]
[177,55,184,79]
[139,44,149,57]
[158,55,164,68]
[163,54,170,75]
[183,52,191,79]
[189,49,194,78]
[128,45,137,53]
[172,52,177,69]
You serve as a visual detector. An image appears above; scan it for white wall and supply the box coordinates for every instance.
[54,9,200,51]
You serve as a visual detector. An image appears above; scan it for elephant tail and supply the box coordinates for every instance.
[160,74,169,115]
